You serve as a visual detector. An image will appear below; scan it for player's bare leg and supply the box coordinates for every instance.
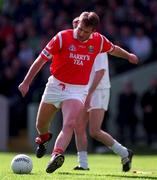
[74,108,89,170]
[46,99,84,173]
[89,109,133,172]
[35,102,57,158]
[75,109,134,171]
[89,109,114,146]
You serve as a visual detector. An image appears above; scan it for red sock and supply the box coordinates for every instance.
[35,132,52,144]
[39,132,51,141]
[52,148,64,155]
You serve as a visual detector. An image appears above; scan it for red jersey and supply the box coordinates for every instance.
[40,29,114,85]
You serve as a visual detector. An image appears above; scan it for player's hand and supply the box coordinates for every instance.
[18,82,29,97]
[128,53,139,64]
[84,93,92,110]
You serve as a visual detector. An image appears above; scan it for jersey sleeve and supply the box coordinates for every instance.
[40,33,61,61]
[101,35,115,53]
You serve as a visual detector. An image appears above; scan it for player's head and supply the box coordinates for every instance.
[72,17,79,29]
[79,11,99,28]
[75,11,100,42]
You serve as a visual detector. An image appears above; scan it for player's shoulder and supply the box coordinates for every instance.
[92,31,102,37]
[94,32,109,38]
[59,29,73,35]
[92,32,105,40]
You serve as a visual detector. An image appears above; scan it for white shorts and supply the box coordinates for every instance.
[41,76,88,108]
[88,88,110,111]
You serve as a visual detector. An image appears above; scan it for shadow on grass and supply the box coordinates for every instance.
[59,172,157,179]
[58,172,105,177]
[106,174,157,179]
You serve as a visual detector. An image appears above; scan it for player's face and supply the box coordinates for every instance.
[76,21,94,42]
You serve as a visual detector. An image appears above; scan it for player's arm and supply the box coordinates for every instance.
[109,45,139,64]
[88,69,105,95]
[18,56,46,97]
[88,54,107,95]
[101,35,139,64]
[85,69,105,109]
[18,32,60,97]
[85,53,107,109]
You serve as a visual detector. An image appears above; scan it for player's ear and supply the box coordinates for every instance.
[72,17,79,29]
[92,28,96,32]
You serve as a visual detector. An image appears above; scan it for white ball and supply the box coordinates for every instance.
[11,154,33,174]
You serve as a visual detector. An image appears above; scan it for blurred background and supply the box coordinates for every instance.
[0,0,157,154]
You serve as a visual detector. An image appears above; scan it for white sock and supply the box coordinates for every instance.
[77,151,88,169]
[110,140,129,158]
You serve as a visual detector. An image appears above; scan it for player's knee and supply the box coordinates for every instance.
[89,129,99,139]
[63,121,75,131]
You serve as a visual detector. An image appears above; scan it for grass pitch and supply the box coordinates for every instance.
[1,152,157,180]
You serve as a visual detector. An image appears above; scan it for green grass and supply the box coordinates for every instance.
[1,152,157,180]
